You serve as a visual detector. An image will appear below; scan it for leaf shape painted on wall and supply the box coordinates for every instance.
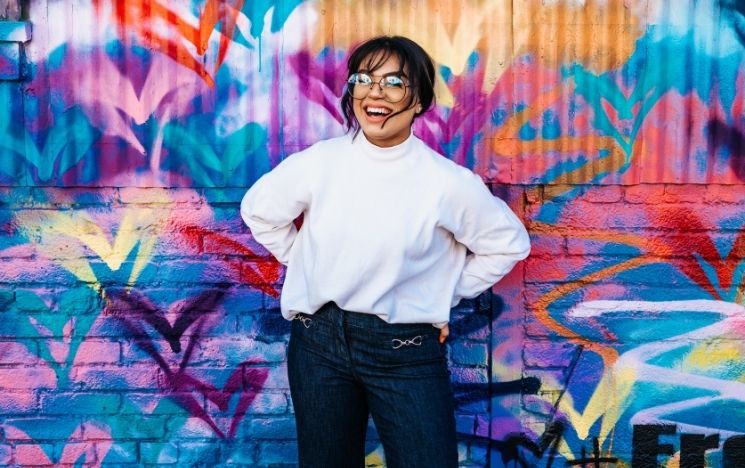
[94,0,303,86]
[106,288,270,439]
[36,109,98,182]
[74,53,208,156]
[3,422,112,466]
[16,204,166,287]
[162,121,269,187]
[7,289,100,385]
[0,107,97,183]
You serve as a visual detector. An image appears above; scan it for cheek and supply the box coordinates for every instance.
[352,101,364,118]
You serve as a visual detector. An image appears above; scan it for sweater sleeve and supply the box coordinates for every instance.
[240,148,314,265]
[441,170,531,303]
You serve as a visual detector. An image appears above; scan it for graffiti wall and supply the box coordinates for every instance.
[1,0,744,466]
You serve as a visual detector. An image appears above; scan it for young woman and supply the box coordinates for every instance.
[241,36,530,468]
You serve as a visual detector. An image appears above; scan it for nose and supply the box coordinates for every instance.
[368,81,385,98]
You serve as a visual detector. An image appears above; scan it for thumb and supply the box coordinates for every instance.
[439,324,449,344]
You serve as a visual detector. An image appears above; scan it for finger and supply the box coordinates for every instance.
[439,325,449,344]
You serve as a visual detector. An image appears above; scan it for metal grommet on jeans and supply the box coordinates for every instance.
[287,302,458,468]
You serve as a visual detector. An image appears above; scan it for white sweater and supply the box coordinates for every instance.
[240,132,530,325]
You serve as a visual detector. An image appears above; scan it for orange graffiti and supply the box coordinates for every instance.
[94,0,245,86]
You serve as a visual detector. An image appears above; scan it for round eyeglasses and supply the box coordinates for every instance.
[346,73,410,103]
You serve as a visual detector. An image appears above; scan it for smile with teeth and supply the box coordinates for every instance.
[365,106,392,117]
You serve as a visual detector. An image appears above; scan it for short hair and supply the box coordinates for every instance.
[341,36,436,134]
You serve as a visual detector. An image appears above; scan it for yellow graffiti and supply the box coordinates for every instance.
[683,340,744,375]
[17,200,168,289]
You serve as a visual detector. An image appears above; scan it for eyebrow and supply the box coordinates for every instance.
[356,69,408,78]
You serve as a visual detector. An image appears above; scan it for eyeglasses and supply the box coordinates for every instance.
[346,72,410,103]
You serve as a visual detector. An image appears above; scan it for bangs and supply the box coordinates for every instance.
[356,48,408,77]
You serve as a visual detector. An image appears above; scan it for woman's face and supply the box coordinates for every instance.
[351,54,418,148]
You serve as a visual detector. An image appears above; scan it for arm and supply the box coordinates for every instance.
[240,150,313,265]
[442,171,531,303]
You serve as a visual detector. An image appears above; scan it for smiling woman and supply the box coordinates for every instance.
[240,35,530,468]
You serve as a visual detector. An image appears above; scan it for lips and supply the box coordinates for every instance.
[362,103,393,123]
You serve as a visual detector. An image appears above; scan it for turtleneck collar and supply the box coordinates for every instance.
[353,131,416,161]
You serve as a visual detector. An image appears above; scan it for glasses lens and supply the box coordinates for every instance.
[382,76,405,102]
[348,73,372,99]
[346,73,407,102]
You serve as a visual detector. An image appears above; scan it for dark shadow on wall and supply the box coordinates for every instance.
[706,118,745,181]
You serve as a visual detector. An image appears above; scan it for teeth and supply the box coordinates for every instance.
[366,106,391,115]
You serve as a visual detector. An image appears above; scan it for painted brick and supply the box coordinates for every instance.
[248,391,288,415]
[523,340,581,367]
[195,338,286,366]
[0,368,57,390]
[139,442,179,464]
[224,444,257,465]
[69,365,160,391]
[663,184,706,203]
[241,416,297,440]
[74,340,120,364]
[468,443,488,465]
[0,187,32,206]
[256,365,289,390]
[99,442,138,463]
[0,340,37,364]
[166,417,217,439]
[543,184,574,200]
[2,418,83,440]
[14,443,55,466]
[0,289,14,308]
[40,392,121,415]
[449,312,490,341]
[458,442,468,463]
[257,441,298,465]
[0,259,76,285]
[528,232,565,257]
[704,184,745,203]
[118,187,202,205]
[110,415,168,439]
[0,444,10,465]
[565,236,640,256]
[202,232,269,257]
[524,186,544,204]
[34,188,119,207]
[450,342,489,366]
[455,414,477,434]
[55,442,101,464]
[0,390,38,414]
[177,441,220,464]
[578,185,623,203]
[623,184,665,203]
[524,256,591,283]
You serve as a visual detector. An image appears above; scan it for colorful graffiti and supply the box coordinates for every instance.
[1,0,744,466]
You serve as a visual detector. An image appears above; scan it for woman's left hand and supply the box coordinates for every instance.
[439,324,449,344]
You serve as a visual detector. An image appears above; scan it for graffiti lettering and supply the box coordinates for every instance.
[633,425,745,468]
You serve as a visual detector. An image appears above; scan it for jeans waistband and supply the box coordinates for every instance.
[311,302,436,332]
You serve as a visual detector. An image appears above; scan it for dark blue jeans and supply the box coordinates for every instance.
[287,302,458,468]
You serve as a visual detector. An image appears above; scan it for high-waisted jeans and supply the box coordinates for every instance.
[287,302,458,468]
